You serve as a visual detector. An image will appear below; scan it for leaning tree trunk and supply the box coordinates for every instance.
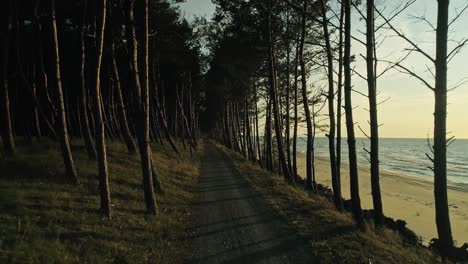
[51,0,79,185]
[91,0,111,218]
[1,1,15,156]
[321,0,343,210]
[344,0,364,226]
[127,0,157,214]
[366,0,383,225]
[80,0,97,160]
[35,1,56,133]
[433,0,453,256]
[267,0,293,183]
[110,35,137,154]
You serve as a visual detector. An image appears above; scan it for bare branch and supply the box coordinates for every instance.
[358,125,371,139]
[448,3,468,28]
[449,76,468,91]
[447,38,468,62]
[374,0,416,32]
[352,88,368,97]
[351,65,368,81]
[375,6,435,63]
[408,14,436,32]
[381,59,435,91]
[377,96,391,106]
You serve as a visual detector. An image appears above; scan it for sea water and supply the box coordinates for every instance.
[297,138,468,185]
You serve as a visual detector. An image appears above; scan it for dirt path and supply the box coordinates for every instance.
[190,143,314,264]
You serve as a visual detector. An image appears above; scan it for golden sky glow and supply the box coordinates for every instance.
[178,0,468,139]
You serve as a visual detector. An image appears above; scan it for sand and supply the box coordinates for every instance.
[297,156,468,245]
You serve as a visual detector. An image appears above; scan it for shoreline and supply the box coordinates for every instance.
[297,156,468,244]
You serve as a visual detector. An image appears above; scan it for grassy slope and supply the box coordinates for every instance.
[0,139,200,263]
[216,143,441,264]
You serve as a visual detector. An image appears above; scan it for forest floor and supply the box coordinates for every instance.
[0,139,200,263]
[207,142,443,264]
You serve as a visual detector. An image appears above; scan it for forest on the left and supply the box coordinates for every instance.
[0,0,203,262]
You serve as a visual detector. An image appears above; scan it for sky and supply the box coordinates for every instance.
[178,0,468,139]
[177,0,216,21]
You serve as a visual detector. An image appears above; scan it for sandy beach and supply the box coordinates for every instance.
[297,156,468,245]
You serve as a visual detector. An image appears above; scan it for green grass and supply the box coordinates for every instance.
[215,143,442,264]
[0,138,201,263]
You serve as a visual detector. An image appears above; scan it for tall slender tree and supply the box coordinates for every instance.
[299,0,314,190]
[344,0,364,226]
[433,0,453,256]
[365,0,383,226]
[80,0,98,160]
[267,0,292,183]
[321,0,343,210]
[92,0,111,218]
[127,0,157,214]
[51,0,79,184]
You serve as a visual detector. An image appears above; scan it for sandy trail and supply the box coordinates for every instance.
[190,143,314,264]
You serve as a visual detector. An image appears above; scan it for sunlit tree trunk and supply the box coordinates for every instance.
[51,0,79,184]
[90,0,111,218]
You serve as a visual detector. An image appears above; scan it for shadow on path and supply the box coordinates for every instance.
[189,142,316,264]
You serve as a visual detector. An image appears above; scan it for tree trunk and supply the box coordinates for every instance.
[293,39,299,179]
[366,0,383,225]
[51,0,79,185]
[127,0,157,214]
[110,36,137,154]
[344,0,364,226]
[80,0,98,160]
[433,0,453,256]
[336,0,344,207]
[299,0,314,190]
[267,0,293,183]
[265,97,273,172]
[31,66,41,140]
[321,0,343,210]
[1,1,15,156]
[285,10,292,175]
[35,1,56,133]
[254,81,263,167]
[92,0,111,218]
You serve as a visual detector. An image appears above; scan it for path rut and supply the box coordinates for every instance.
[190,142,315,264]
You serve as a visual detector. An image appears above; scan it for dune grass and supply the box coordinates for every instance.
[215,143,442,264]
[0,139,201,263]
